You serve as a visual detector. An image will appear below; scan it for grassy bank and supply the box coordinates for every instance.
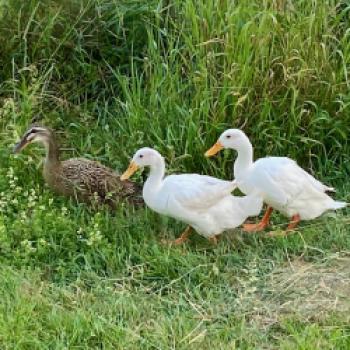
[0,0,349,348]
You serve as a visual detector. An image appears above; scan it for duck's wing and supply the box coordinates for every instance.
[165,174,237,210]
[250,158,297,205]
[298,167,335,192]
[61,158,143,205]
[251,157,329,205]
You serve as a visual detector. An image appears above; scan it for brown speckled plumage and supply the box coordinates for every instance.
[14,126,143,208]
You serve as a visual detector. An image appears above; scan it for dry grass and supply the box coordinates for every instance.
[238,253,350,329]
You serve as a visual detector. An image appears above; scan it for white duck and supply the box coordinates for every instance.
[121,147,263,244]
[205,129,347,234]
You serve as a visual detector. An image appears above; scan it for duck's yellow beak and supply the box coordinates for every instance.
[205,141,224,157]
[121,161,139,181]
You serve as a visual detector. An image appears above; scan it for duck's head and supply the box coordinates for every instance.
[205,129,249,157]
[13,126,54,153]
[121,147,162,180]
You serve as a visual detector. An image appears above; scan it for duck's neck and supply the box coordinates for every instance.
[233,139,254,179]
[143,157,165,200]
[43,137,60,169]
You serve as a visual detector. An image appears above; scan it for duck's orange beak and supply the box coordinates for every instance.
[121,161,139,180]
[205,141,224,157]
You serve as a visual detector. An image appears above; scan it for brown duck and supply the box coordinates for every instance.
[13,126,143,208]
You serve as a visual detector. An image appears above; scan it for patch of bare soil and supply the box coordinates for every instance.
[239,254,350,328]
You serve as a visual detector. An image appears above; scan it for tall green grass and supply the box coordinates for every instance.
[1,0,349,176]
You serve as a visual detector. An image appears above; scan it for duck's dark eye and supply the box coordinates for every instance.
[139,154,144,158]
[226,135,231,139]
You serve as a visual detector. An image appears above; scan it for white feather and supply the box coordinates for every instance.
[217,129,347,221]
[130,148,263,238]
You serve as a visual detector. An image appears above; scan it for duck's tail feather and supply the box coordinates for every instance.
[332,201,347,210]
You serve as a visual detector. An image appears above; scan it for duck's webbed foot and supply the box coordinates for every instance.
[243,222,267,232]
[243,206,273,232]
[173,226,193,245]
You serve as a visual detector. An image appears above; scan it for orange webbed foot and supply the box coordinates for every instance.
[243,222,267,232]
[172,226,193,245]
[243,206,273,233]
